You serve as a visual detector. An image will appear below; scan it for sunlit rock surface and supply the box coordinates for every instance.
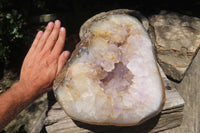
[149,11,200,81]
[53,10,165,126]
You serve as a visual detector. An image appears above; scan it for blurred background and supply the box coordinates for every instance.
[0,0,200,132]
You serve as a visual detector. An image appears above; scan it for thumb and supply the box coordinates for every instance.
[57,51,70,75]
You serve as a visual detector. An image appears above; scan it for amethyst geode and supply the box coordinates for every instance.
[53,9,165,126]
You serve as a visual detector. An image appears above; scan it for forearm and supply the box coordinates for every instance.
[0,82,38,130]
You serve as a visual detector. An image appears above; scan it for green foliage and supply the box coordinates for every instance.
[0,0,25,62]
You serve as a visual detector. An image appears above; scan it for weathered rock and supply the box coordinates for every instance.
[149,11,200,81]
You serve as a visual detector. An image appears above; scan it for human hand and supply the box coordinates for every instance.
[19,20,70,98]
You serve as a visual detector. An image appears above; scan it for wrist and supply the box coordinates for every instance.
[0,81,39,129]
[14,81,40,102]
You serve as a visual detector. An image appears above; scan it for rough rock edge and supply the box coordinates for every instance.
[149,11,200,82]
[79,9,149,39]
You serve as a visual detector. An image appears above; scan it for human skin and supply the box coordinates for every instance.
[0,20,70,130]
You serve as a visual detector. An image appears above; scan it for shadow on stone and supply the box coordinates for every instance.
[47,90,57,111]
[73,113,161,133]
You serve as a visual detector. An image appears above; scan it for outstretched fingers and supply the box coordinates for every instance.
[36,22,54,50]
[25,31,43,60]
[43,20,61,51]
[32,31,43,48]
[19,19,70,99]
[51,27,66,57]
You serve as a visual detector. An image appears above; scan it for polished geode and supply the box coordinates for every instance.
[53,10,165,126]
